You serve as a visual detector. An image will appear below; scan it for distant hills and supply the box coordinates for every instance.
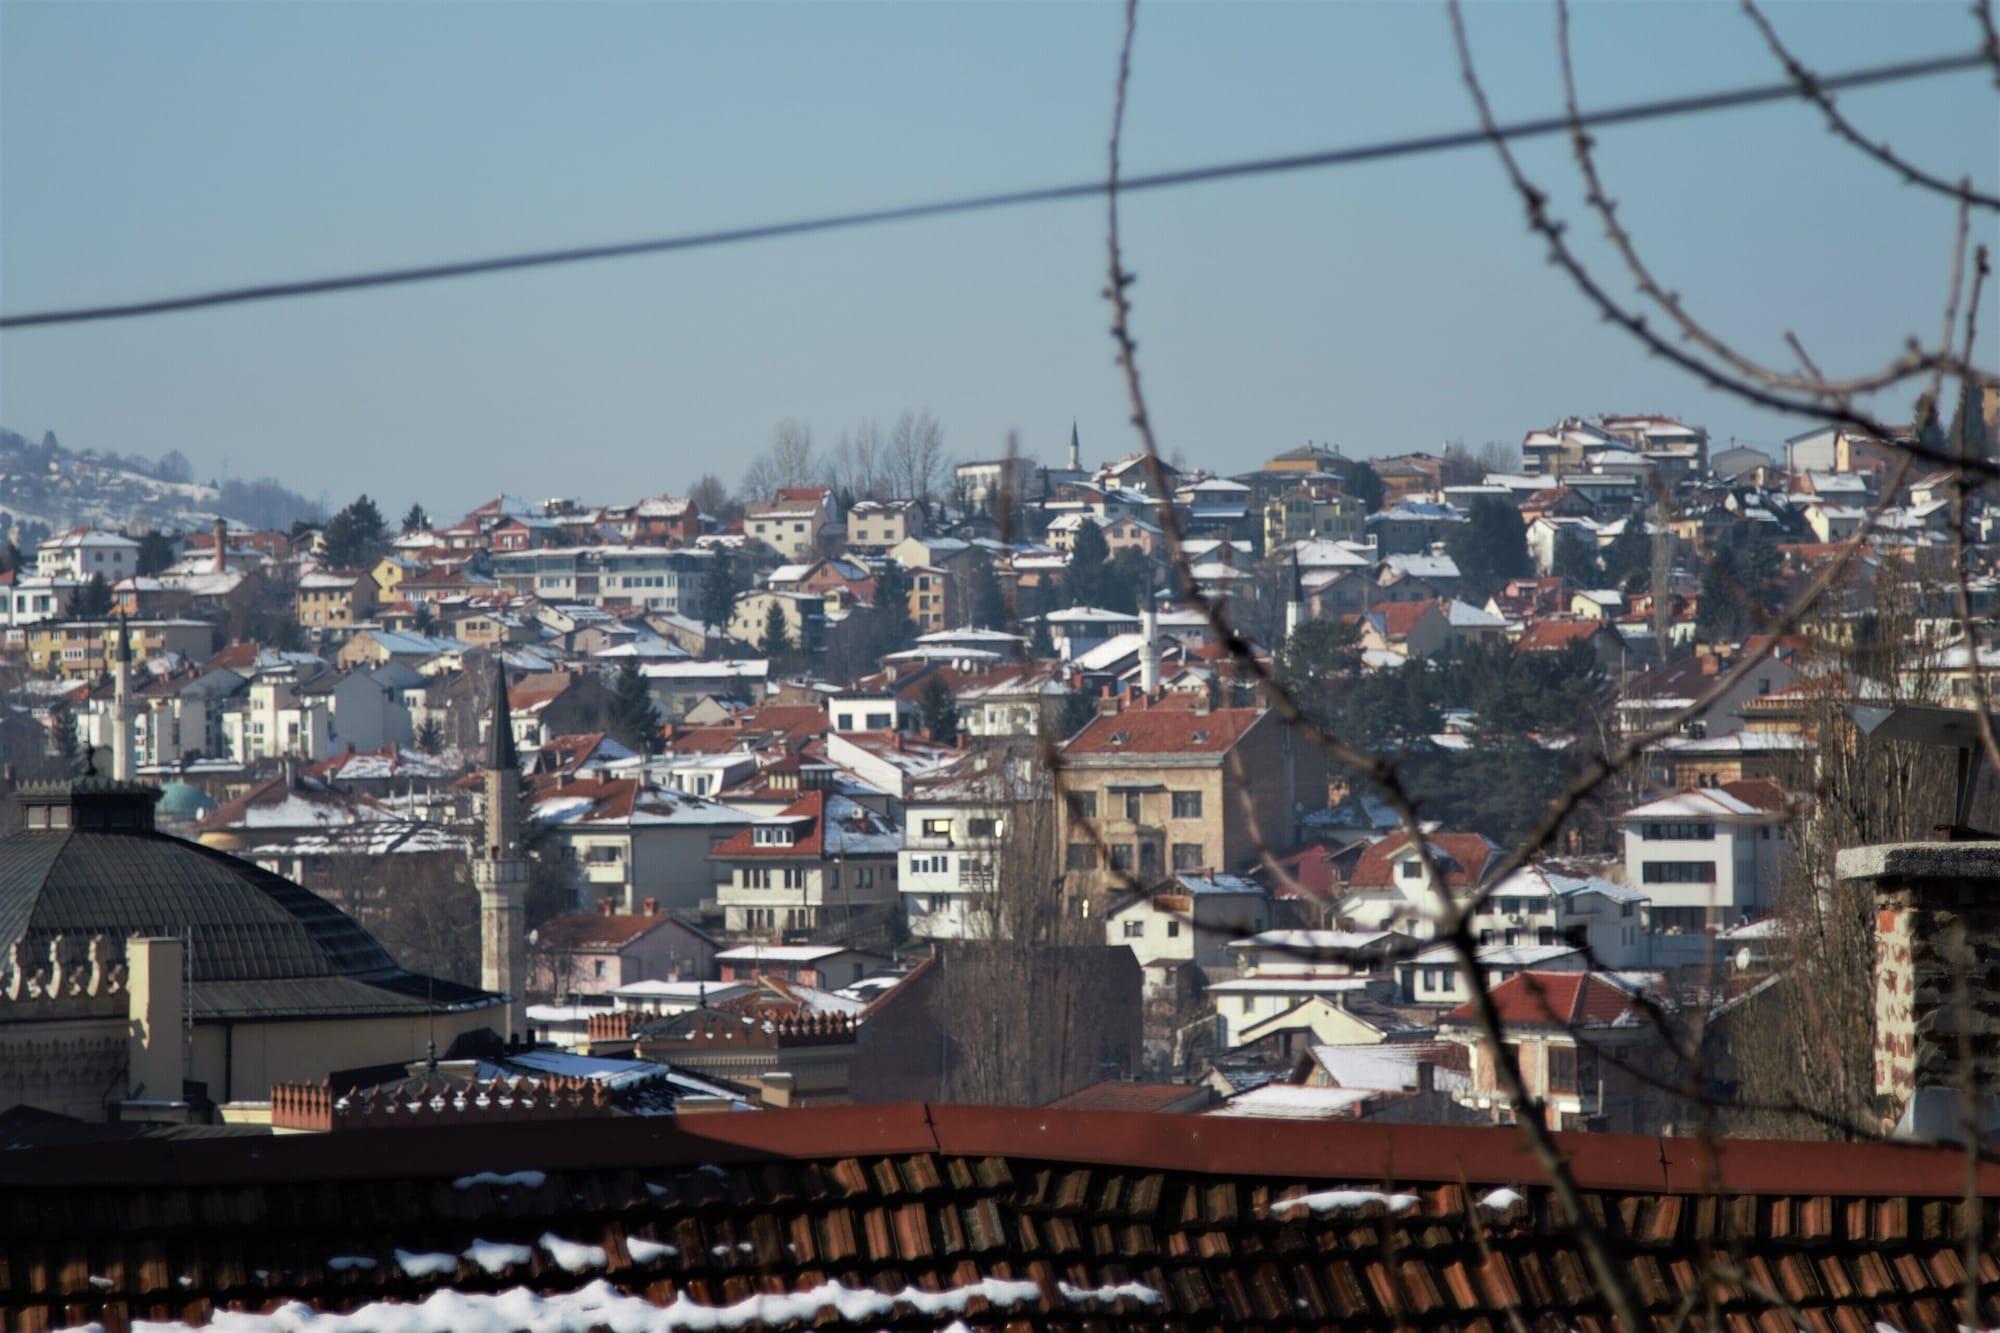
[0,428,321,545]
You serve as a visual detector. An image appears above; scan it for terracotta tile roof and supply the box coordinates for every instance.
[1348,832,1498,890]
[1442,970,1641,1029]
[1515,618,1614,652]
[4,1105,1997,1332]
[1061,704,1258,757]
[1368,599,1439,639]
[1718,776,1791,812]
[531,908,683,950]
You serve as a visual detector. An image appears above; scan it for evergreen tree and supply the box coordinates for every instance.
[1104,548,1152,615]
[919,676,959,744]
[51,705,79,774]
[1447,498,1531,590]
[401,503,430,534]
[1275,618,1363,718]
[1064,520,1112,608]
[136,530,176,577]
[1601,520,1652,593]
[610,659,663,753]
[969,554,1009,630]
[415,716,445,755]
[1347,462,1385,514]
[321,495,389,568]
[699,555,738,635]
[761,601,792,659]
[65,573,112,620]
[411,601,437,635]
[869,562,916,657]
[1551,535,1601,588]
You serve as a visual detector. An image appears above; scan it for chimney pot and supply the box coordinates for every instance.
[598,897,615,917]
[642,897,658,916]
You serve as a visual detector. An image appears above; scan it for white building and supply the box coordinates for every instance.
[1104,874,1273,970]
[36,529,139,583]
[1618,781,1789,932]
[490,546,713,617]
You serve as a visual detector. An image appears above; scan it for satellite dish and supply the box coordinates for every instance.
[1734,947,1751,973]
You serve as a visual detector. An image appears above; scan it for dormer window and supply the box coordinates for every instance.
[753,825,796,847]
[1399,860,1422,880]
[1108,731,1129,746]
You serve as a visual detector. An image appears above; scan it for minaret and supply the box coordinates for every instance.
[474,657,528,1044]
[1139,600,1160,695]
[110,615,134,781]
[1284,553,1306,642]
[1068,421,1082,473]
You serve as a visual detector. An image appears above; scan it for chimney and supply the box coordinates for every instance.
[1839,841,2000,1139]
[641,897,658,916]
[126,936,185,1105]
[212,517,227,574]
[598,897,617,917]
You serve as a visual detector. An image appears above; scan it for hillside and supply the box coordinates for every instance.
[0,428,320,543]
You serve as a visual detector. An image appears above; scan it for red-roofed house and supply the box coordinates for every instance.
[710,790,903,939]
[1055,697,1326,898]
[1339,832,1500,939]
[1439,970,1662,1131]
[1355,600,1450,660]
[527,898,719,998]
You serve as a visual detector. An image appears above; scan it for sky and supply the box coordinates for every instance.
[2,1,1996,520]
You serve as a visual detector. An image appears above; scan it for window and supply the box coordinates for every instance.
[1641,861,1718,884]
[1399,860,1422,880]
[1171,791,1202,819]
[1109,843,1134,871]
[1139,842,1159,875]
[1122,920,1144,939]
[1166,920,1180,938]
[1641,821,1715,841]
[866,712,893,729]
[1066,843,1097,871]
[1067,791,1098,820]
[592,960,606,979]
[1123,791,1142,822]
[921,818,954,839]
[967,817,997,838]
[1172,843,1204,870]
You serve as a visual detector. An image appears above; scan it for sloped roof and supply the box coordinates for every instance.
[1348,832,1498,889]
[1442,970,1642,1030]
[10,1104,1993,1332]
[1061,705,1259,758]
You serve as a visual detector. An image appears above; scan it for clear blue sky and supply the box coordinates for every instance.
[3,1,1994,519]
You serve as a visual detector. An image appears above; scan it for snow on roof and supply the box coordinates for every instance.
[1207,1084,1377,1119]
[1205,977,1375,995]
[714,944,854,962]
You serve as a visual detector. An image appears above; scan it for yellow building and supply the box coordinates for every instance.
[23,619,218,678]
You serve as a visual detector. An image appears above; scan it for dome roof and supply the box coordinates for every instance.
[0,779,497,1022]
[154,780,217,821]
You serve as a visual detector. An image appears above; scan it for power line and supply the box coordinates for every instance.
[1,48,1986,332]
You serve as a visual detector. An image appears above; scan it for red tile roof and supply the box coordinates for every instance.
[1347,832,1498,889]
[1061,704,1258,757]
[1443,970,1641,1029]
[1369,599,1439,639]
[1515,618,1614,652]
[530,908,683,950]
[5,1105,1997,1331]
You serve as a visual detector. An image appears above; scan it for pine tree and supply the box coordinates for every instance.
[761,600,792,659]
[415,716,445,755]
[1551,535,1601,588]
[610,658,663,753]
[322,495,389,568]
[136,530,176,577]
[699,556,737,635]
[1064,520,1111,608]
[1347,463,1385,514]
[1447,498,1530,589]
[51,705,79,774]
[65,573,112,620]
[919,676,959,744]
[1601,520,1652,593]
[969,554,1009,630]
[870,562,916,657]
[401,503,430,534]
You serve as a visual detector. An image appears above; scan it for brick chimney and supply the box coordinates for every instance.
[597,897,616,917]
[640,897,658,916]
[1838,841,2000,1138]
[212,517,227,574]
